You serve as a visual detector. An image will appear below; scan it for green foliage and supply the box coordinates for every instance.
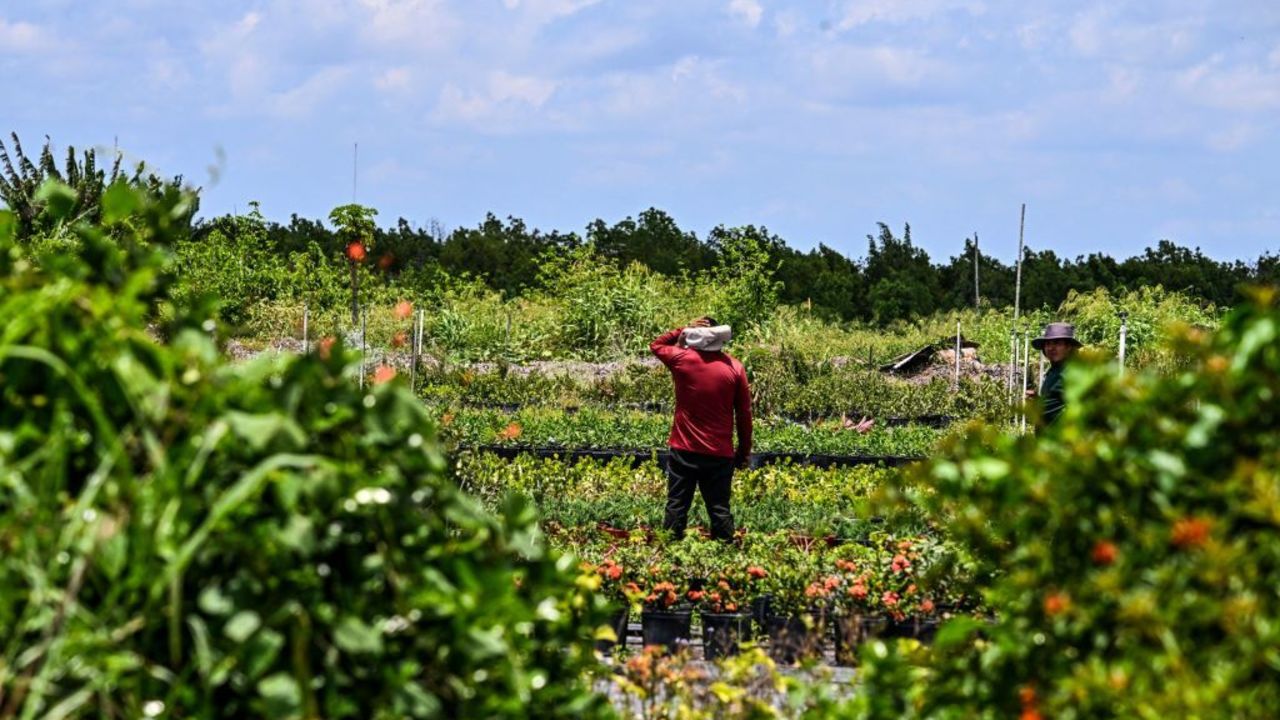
[454,452,901,537]
[0,133,194,243]
[538,245,670,356]
[0,183,608,718]
[1058,284,1219,370]
[434,405,945,457]
[707,226,783,331]
[854,288,1280,718]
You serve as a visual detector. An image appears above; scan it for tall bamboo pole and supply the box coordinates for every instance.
[973,233,980,310]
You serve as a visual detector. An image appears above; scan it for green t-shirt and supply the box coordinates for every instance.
[1039,362,1067,426]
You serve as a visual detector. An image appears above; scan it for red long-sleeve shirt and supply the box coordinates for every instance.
[650,328,752,460]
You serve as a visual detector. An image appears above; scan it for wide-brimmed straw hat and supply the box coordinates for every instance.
[1031,322,1083,351]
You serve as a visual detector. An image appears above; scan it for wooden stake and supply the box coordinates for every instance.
[954,321,962,390]
[1020,333,1031,434]
[302,303,309,350]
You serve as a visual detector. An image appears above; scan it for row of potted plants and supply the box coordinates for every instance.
[433,404,946,456]
[414,358,1010,420]
[570,530,977,664]
[452,451,923,537]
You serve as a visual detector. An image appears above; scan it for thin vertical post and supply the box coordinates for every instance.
[1118,310,1129,376]
[954,321,962,390]
[1020,333,1031,434]
[1008,329,1017,408]
[302,303,309,350]
[1014,203,1026,322]
[359,307,367,390]
[973,233,980,310]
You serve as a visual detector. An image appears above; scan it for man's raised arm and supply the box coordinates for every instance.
[650,328,684,366]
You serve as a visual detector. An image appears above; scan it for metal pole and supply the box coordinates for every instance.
[1008,329,1017,408]
[1118,310,1129,376]
[1014,203,1026,322]
[302,303,309,351]
[1020,333,1031,434]
[954,321,962,390]
[973,233,980,310]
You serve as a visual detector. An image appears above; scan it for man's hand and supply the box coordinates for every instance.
[1025,389,1038,399]
[688,317,711,328]
[734,453,750,470]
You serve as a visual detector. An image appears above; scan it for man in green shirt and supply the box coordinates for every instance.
[1027,322,1081,427]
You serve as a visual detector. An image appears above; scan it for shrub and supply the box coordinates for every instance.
[0,182,608,718]
[853,287,1280,718]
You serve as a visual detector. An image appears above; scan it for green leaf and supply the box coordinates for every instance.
[35,179,77,220]
[334,616,384,655]
[0,210,15,243]
[932,616,982,651]
[244,629,285,680]
[198,585,235,616]
[257,673,302,717]
[101,181,141,223]
[224,610,262,643]
[226,411,305,451]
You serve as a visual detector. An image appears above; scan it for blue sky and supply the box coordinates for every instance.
[3,0,1278,264]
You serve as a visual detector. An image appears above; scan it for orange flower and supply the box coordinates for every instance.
[848,583,868,600]
[747,566,767,579]
[394,300,413,320]
[497,422,523,441]
[607,565,623,581]
[391,331,408,348]
[1171,517,1211,549]
[373,365,396,384]
[1044,591,1071,616]
[318,336,336,360]
[1091,540,1118,566]
[378,253,395,270]
[920,598,935,614]
[687,590,705,601]
[882,591,900,608]
[441,411,455,426]
[892,554,912,573]
[345,241,367,262]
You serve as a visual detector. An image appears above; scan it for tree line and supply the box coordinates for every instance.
[222,207,1275,323]
[4,133,1276,325]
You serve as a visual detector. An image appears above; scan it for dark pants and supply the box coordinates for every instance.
[663,448,735,541]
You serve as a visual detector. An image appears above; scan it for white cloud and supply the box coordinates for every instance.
[836,0,984,30]
[433,71,557,127]
[269,66,353,117]
[728,0,763,28]
[375,66,413,94]
[1207,124,1259,152]
[489,71,556,106]
[502,0,602,23]
[357,0,456,48]
[808,44,949,90]
[1178,54,1280,112]
[671,56,745,102]
[0,17,50,53]
[774,9,800,37]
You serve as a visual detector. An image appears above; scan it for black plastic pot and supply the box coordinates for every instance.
[701,612,752,660]
[765,613,825,664]
[750,594,773,639]
[640,608,693,652]
[594,609,630,654]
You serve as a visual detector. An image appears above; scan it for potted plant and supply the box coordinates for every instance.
[637,563,694,653]
[697,563,767,660]
[759,549,829,664]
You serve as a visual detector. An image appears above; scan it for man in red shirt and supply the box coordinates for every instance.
[650,317,752,541]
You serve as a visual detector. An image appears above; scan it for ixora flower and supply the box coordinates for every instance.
[1091,540,1118,565]
[1043,591,1071,616]
[747,566,768,579]
[1170,517,1211,549]
[891,554,912,573]
[345,241,367,263]
[373,365,396,384]
[394,300,413,320]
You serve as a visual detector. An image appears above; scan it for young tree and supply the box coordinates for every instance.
[329,203,378,324]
